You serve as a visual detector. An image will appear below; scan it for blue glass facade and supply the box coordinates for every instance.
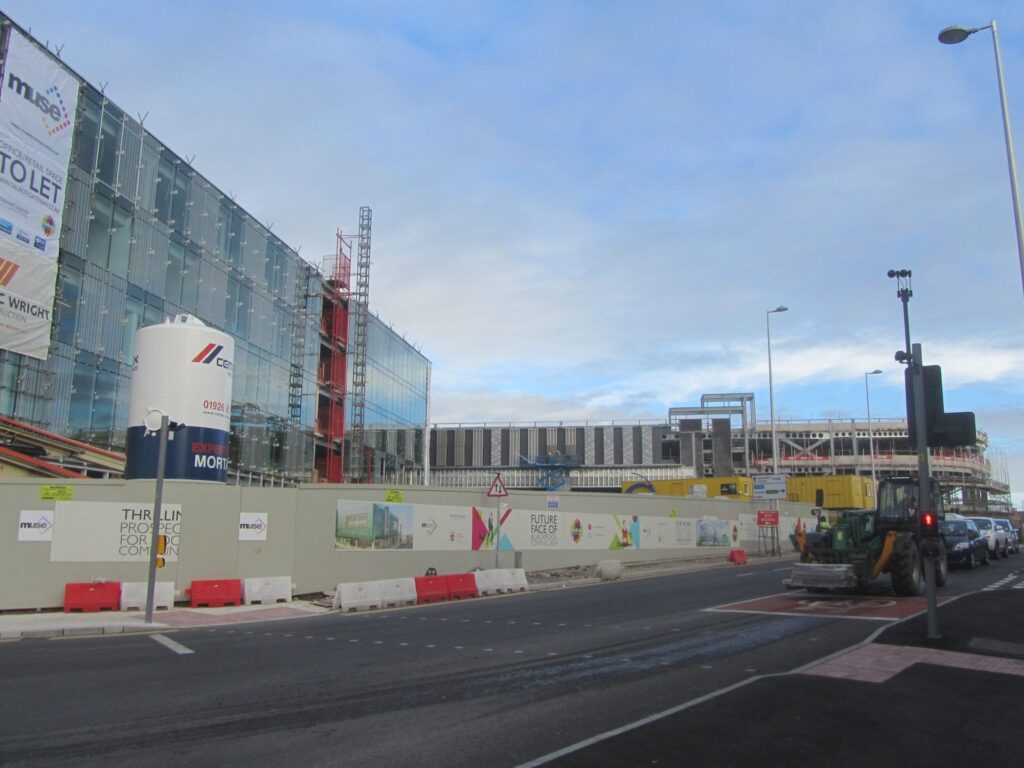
[0,17,428,484]
[348,310,429,480]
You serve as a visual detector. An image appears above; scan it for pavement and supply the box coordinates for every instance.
[527,577,1024,767]
[0,600,332,640]
[3,557,1022,766]
[0,552,752,641]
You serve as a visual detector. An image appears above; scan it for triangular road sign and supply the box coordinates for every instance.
[487,474,509,498]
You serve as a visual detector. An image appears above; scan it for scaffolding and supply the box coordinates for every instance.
[313,232,351,482]
[347,206,372,482]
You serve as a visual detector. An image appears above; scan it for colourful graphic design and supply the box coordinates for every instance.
[610,513,640,550]
[571,518,583,543]
[472,505,513,550]
[472,506,494,551]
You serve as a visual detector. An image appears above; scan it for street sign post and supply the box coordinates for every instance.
[488,474,509,568]
[753,474,787,501]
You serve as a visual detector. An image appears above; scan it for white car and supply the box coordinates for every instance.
[968,517,1009,558]
[993,519,1019,554]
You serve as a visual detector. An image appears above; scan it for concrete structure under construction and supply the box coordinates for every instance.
[428,393,1010,514]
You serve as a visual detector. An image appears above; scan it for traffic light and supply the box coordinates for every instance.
[905,365,977,448]
[920,510,938,537]
[156,534,167,568]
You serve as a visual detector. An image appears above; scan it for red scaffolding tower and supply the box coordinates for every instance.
[314,232,351,482]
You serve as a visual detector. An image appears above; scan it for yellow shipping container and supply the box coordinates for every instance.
[785,475,875,510]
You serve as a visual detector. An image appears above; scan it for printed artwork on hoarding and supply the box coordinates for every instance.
[336,501,413,550]
[18,509,53,541]
[697,518,736,547]
[331,498,743,553]
[238,512,268,541]
[0,31,80,360]
[567,512,631,550]
[414,504,470,550]
[49,502,181,562]
[472,505,513,551]
[610,513,640,549]
[641,516,696,548]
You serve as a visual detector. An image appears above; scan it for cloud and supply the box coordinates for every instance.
[9,0,1022,501]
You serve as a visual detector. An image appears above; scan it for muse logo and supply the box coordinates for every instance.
[192,342,233,372]
[6,71,72,136]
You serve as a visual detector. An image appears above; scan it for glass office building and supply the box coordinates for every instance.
[0,15,428,484]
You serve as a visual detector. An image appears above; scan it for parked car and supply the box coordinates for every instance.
[993,519,1019,554]
[968,517,1009,558]
[939,519,990,569]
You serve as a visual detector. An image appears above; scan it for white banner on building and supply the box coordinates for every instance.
[239,512,268,541]
[50,501,181,562]
[0,30,80,360]
[18,509,53,541]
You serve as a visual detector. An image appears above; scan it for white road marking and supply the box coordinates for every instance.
[151,634,194,655]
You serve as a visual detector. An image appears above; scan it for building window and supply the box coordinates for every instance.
[54,265,82,346]
[86,195,132,277]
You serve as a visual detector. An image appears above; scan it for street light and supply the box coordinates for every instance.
[864,369,883,489]
[766,306,788,474]
[939,21,1024,297]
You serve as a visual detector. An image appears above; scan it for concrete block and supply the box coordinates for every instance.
[595,559,624,581]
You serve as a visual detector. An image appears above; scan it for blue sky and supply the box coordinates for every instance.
[9,1,1024,504]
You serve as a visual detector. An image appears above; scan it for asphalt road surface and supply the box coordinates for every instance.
[1,555,1017,767]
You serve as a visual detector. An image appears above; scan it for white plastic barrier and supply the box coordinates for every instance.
[120,581,175,611]
[502,568,529,592]
[243,576,293,605]
[377,578,417,607]
[473,569,506,596]
[335,580,383,612]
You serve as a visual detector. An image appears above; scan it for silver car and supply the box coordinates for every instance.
[993,519,1019,555]
[968,517,1009,558]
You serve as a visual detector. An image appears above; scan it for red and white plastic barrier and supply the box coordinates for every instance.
[186,579,243,607]
[501,568,529,592]
[120,581,175,611]
[473,569,506,595]
[378,578,417,608]
[333,569,529,612]
[335,581,383,612]
[64,581,120,613]
[728,548,748,566]
[242,576,293,605]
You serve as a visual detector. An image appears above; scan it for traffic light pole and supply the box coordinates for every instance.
[910,344,940,640]
[145,413,169,624]
[892,269,940,639]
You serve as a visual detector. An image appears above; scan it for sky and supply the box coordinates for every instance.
[7,1,1024,505]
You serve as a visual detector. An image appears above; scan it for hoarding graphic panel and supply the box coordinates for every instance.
[0,31,80,360]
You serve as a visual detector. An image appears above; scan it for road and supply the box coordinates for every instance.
[0,555,1018,767]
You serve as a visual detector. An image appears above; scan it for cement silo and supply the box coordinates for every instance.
[125,315,234,482]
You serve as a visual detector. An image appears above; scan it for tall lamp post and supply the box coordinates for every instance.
[864,369,882,489]
[766,306,788,474]
[939,21,1024,297]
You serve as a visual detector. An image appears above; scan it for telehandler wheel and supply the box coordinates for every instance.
[891,540,924,597]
